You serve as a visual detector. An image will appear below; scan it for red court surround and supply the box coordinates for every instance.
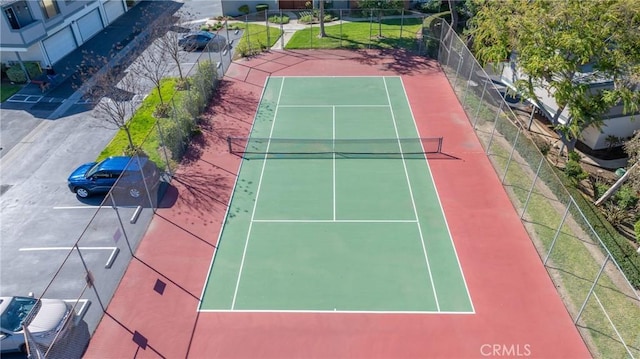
[84,50,591,359]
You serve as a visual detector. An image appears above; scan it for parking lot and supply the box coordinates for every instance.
[0,1,240,355]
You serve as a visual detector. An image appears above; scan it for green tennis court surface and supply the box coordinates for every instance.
[200,76,474,313]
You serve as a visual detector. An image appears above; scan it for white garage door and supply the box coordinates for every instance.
[78,8,103,42]
[43,26,77,64]
[104,0,125,24]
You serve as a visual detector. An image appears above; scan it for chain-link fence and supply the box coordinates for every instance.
[434,20,640,359]
[21,34,226,358]
[206,8,429,55]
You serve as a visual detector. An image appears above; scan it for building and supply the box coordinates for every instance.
[499,61,640,157]
[1,0,130,67]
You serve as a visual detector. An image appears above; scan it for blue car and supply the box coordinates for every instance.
[67,156,160,198]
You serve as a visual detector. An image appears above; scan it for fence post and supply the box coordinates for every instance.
[501,127,520,184]
[245,15,250,54]
[369,10,373,49]
[453,48,464,90]
[520,156,544,219]
[544,202,571,265]
[156,119,172,177]
[472,80,488,129]
[109,193,134,256]
[400,8,404,39]
[485,101,504,153]
[135,155,156,211]
[280,10,285,49]
[462,60,475,106]
[265,10,270,48]
[575,254,610,324]
[340,9,343,48]
[225,19,230,47]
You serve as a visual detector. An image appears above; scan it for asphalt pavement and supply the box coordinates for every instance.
[0,1,227,357]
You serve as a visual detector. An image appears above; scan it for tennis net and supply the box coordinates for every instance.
[227,137,443,157]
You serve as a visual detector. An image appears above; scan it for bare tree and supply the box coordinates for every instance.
[84,57,143,151]
[132,42,172,106]
[153,13,190,83]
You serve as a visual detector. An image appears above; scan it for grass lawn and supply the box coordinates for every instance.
[0,82,23,102]
[231,23,282,58]
[473,105,640,358]
[98,78,185,170]
[285,18,423,49]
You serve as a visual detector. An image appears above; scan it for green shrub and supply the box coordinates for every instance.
[559,172,640,289]
[613,184,639,210]
[634,220,640,243]
[323,14,333,22]
[6,62,42,83]
[594,181,609,199]
[256,3,269,12]
[564,160,588,186]
[299,14,313,23]
[238,4,250,14]
[269,15,290,24]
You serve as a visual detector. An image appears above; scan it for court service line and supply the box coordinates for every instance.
[383,76,440,312]
[399,77,475,313]
[251,219,418,223]
[333,105,336,221]
[231,78,286,310]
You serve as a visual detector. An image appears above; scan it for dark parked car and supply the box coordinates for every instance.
[67,156,160,198]
[178,31,227,51]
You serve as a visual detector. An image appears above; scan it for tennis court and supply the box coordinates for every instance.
[200,76,473,313]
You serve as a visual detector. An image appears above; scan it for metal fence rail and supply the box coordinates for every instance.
[433,20,640,359]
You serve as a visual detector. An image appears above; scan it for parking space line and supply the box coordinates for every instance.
[20,247,120,269]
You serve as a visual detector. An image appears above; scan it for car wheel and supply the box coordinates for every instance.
[128,187,142,198]
[75,187,90,198]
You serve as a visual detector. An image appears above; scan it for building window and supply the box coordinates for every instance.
[4,7,20,29]
[40,0,59,19]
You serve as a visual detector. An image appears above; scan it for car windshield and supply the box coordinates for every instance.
[0,297,38,332]
[85,162,102,178]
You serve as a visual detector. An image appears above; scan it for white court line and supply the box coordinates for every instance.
[198,77,274,310]
[278,104,390,108]
[252,219,417,223]
[332,105,336,221]
[384,76,440,312]
[399,76,475,313]
[231,78,286,310]
[200,309,474,314]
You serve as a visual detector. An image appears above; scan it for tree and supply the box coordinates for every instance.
[83,56,143,152]
[468,0,640,153]
[318,0,327,38]
[153,14,190,84]
[131,39,172,109]
[624,130,640,193]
